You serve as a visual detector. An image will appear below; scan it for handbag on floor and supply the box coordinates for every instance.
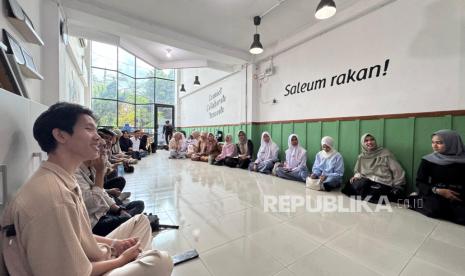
[306,177,322,190]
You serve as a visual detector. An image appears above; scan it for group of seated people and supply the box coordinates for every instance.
[75,128,162,237]
[118,129,152,160]
[169,128,465,226]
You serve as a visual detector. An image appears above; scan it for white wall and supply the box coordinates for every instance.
[0,0,43,102]
[61,36,88,105]
[255,0,465,122]
[179,67,229,95]
[40,0,67,106]
[178,0,465,126]
[179,69,246,127]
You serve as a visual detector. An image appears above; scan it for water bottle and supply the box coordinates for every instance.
[117,164,124,177]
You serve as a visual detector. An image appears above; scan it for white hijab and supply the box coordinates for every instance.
[320,136,337,159]
[257,132,279,161]
[286,134,306,168]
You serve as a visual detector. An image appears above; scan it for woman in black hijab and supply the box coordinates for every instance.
[412,129,465,225]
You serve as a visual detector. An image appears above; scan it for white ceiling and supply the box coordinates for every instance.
[61,0,382,69]
[126,35,206,62]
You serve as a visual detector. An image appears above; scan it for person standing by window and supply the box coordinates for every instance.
[162,120,174,147]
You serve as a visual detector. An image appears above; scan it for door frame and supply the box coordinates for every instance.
[154,104,175,146]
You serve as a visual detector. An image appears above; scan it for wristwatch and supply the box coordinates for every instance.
[432,187,438,194]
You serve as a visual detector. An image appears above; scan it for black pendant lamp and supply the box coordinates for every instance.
[315,0,336,20]
[249,16,263,55]
[180,84,186,92]
[193,76,200,86]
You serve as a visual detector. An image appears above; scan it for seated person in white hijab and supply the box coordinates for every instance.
[275,134,308,182]
[249,131,279,174]
[186,131,200,158]
[169,132,186,159]
[411,130,465,225]
[308,136,344,191]
[342,133,405,203]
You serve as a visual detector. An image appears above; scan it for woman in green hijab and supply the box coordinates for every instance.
[342,133,406,203]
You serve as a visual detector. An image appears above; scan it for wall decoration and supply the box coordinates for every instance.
[284,59,390,96]
[3,30,43,80]
[5,0,44,45]
[0,41,22,96]
[5,53,29,98]
[206,87,226,118]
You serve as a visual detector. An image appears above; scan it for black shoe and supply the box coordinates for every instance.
[146,214,160,232]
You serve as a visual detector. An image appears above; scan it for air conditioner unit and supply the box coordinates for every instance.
[265,65,274,76]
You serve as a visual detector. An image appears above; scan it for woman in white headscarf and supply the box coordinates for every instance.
[169,132,186,159]
[275,134,308,182]
[342,133,405,203]
[309,136,344,191]
[186,131,200,158]
[249,132,279,174]
[411,129,465,225]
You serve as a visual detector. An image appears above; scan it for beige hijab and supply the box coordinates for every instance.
[238,130,248,155]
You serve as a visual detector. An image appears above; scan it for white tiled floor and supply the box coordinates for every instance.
[124,152,465,276]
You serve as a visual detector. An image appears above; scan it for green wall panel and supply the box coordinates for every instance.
[252,125,264,157]
[452,116,465,138]
[307,122,322,164]
[384,118,415,192]
[338,120,360,181]
[247,124,253,140]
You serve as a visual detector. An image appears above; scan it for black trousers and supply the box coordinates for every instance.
[165,133,172,145]
[224,157,238,168]
[92,200,145,236]
[104,176,126,191]
[412,194,465,225]
[224,157,251,169]
[212,159,225,166]
[342,177,402,204]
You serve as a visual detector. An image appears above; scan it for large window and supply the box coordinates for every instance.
[90,41,175,132]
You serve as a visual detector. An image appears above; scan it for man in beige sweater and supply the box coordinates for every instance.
[1,102,172,276]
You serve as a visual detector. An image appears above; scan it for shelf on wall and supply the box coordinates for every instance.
[5,0,44,45]
[6,54,29,98]
[3,30,43,81]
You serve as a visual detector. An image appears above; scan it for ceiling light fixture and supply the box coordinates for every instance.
[166,48,172,58]
[193,75,200,86]
[315,0,336,20]
[249,16,263,55]
[180,84,186,92]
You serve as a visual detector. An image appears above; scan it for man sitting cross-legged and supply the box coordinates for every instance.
[1,102,172,276]
[75,141,146,236]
